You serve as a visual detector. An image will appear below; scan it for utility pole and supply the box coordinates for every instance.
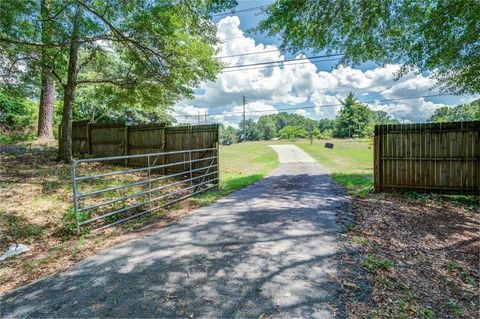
[204,111,207,124]
[197,111,200,124]
[242,95,247,142]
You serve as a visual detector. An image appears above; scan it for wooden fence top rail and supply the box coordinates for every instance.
[72,122,219,131]
[375,121,479,132]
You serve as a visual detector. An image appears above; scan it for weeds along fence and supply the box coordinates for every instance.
[67,122,220,230]
[374,121,479,195]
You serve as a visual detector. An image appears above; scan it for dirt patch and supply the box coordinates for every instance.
[343,193,479,318]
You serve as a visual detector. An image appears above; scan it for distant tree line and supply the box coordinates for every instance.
[220,93,397,144]
[427,99,480,123]
[219,94,479,145]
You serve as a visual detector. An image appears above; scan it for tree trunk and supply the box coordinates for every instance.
[59,6,82,163]
[37,74,55,138]
[37,0,55,139]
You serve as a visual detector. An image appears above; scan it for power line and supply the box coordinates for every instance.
[191,94,452,117]
[212,5,269,17]
[217,35,249,41]
[221,57,342,73]
[223,53,344,69]
[217,49,281,59]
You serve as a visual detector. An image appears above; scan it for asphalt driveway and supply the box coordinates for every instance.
[1,145,351,318]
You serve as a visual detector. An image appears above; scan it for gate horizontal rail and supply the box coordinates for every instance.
[71,147,219,232]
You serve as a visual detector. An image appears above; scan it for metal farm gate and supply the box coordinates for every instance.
[71,148,219,231]
[67,122,221,231]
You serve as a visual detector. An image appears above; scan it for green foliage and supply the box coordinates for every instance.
[420,306,436,319]
[446,260,460,273]
[239,118,260,141]
[427,99,480,122]
[256,116,277,140]
[0,91,37,143]
[219,125,238,145]
[259,0,480,94]
[334,93,373,138]
[242,112,319,141]
[363,254,395,274]
[307,128,321,144]
[0,0,237,155]
[318,129,333,139]
[372,110,400,125]
[62,207,91,234]
[318,118,335,132]
[0,92,36,128]
[277,125,307,141]
[445,300,464,317]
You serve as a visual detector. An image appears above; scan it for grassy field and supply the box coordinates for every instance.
[220,143,278,191]
[189,143,278,205]
[0,142,277,293]
[256,138,374,193]
[296,139,373,193]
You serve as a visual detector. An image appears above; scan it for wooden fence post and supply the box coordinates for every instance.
[124,125,129,166]
[87,123,92,154]
[374,125,381,192]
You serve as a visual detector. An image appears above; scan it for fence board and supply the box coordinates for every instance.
[71,122,219,178]
[374,121,479,195]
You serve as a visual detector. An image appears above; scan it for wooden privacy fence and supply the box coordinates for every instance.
[70,122,219,176]
[374,121,479,195]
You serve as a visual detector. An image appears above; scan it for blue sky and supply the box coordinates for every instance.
[173,0,477,127]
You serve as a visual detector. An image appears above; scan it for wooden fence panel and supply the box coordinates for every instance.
[71,122,219,178]
[374,121,480,195]
[127,124,166,166]
[164,125,219,181]
[71,123,88,155]
[89,124,124,158]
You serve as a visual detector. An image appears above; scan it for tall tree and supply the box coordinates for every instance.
[256,116,277,140]
[239,118,260,141]
[334,92,372,138]
[37,0,56,139]
[1,0,236,162]
[259,0,480,94]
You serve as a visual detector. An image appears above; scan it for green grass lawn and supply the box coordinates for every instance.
[191,142,278,204]
[220,142,278,191]
[296,139,373,193]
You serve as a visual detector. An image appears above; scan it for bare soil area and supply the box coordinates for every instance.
[344,193,479,318]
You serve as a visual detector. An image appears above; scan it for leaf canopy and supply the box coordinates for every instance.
[258,0,480,94]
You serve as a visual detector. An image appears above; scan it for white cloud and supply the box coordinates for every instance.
[368,98,446,122]
[175,16,472,124]
[227,101,278,118]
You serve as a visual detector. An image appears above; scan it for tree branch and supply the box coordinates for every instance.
[75,0,172,68]
[0,36,67,48]
[76,78,138,86]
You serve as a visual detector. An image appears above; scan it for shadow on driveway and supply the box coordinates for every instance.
[1,163,352,318]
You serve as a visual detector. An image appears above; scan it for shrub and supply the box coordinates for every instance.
[0,92,36,129]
